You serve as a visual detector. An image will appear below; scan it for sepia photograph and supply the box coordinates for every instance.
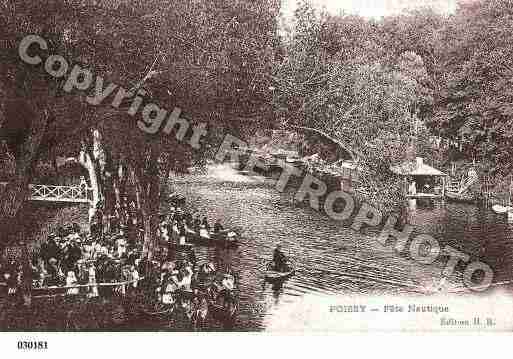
[1,0,513,342]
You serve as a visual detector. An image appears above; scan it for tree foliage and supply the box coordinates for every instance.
[0,0,280,250]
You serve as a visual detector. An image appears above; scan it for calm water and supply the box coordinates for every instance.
[170,164,513,331]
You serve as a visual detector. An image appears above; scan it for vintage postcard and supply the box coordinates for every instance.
[1,0,513,348]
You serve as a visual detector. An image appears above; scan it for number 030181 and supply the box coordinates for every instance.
[17,341,48,350]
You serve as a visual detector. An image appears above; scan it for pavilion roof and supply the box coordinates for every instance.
[390,159,447,177]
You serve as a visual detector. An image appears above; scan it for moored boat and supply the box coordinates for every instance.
[140,300,175,318]
[492,204,512,214]
[264,269,295,282]
[185,228,240,248]
[445,191,477,204]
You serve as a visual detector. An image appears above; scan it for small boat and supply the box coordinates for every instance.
[141,302,175,317]
[159,237,194,248]
[445,191,477,204]
[492,204,512,214]
[495,179,513,221]
[285,156,302,165]
[264,269,295,282]
[168,192,186,203]
[185,229,240,248]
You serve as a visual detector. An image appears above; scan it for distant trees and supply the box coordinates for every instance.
[380,1,513,181]
[428,0,513,180]
[271,0,513,209]
[272,0,434,210]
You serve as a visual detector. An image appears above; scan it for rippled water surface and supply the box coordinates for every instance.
[171,164,513,331]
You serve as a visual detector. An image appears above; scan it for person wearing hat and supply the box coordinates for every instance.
[66,271,79,295]
[87,262,99,298]
[41,235,61,266]
[177,220,187,245]
[159,216,170,242]
[184,211,193,227]
[221,273,235,291]
[201,216,211,232]
[116,234,127,258]
[161,267,179,305]
[129,265,139,291]
[213,219,224,234]
[63,240,82,274]
[273,243,288,272]
[126,248,138,267]
[218,273,236,309]
[46,258,61,286]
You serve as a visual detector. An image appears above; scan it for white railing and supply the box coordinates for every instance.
[30,184,91,203]
[0,182,92,204]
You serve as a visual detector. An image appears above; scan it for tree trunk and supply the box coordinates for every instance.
[291,125,361,161]
[78,150,102,224]
[0,109,48,244]
[0,107,49,307]
[134,145,161,262]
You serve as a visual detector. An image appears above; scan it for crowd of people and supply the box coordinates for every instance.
[156,253,236,311]
[0,198,237,312]
[1,222,144,300]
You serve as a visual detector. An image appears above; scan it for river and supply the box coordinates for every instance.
[169,164,513,331]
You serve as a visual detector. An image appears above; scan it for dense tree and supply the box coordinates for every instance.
[427,0,513,180]
[0,0,280,264]
[272,1,435,211]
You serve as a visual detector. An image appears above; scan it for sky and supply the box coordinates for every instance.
[281,0,458,18]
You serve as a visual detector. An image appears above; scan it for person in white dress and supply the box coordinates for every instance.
[66,271,79,295]
[88,263,98,298]
[130,266,139,290]
[116,236,127,258]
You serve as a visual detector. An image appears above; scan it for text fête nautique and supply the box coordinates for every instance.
[329,304,450,314]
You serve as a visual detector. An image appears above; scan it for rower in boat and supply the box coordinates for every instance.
[185,211,193,227]
[178,220,187,245]
[199,224,209,238]
[272,243,289,272]
[214,272,236,309]
[202,216,211,232]
[213,220,224,233]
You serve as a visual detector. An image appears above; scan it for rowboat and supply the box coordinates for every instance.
[140,301,175,318]
[185,229,240,248]
[490,205,513,222]
[168,192,186,206]
[286,157,302,165]
[492,204,512,214]
[264,269,295,282]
